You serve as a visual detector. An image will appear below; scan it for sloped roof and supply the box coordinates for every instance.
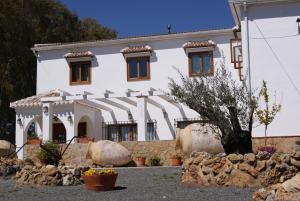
[31,28,233,52]
[10,89,72,108]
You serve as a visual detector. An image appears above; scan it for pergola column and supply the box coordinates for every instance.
[137,96,147,141]
[42,102,53,142]
[15,115,25,160]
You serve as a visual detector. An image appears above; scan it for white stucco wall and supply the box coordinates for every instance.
[240,1,300,137]
[35,33,239,140]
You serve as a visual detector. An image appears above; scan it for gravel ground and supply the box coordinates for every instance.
[0,167,255,201]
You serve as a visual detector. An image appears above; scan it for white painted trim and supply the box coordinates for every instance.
[184,47,215,53]
[122,52,152,58]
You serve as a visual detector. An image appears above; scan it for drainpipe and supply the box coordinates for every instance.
[242,2,252,98]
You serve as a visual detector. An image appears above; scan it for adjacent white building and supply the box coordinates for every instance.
[11,0,300,159]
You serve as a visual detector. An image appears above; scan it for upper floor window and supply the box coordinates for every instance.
[69,61,91,85]
[127,56,150,81]
[188,51,214,77]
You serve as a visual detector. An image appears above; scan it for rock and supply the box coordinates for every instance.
[228,169,257,187]
[223,160,233,174]
[215,172,229,185]
[281,173,300,193]
[256,160,266,172]
[253,188,271,201]
[280,154,291,164]
[0,140,15,157]
[238,163,258,177]
[24,158,35,166]
[73,168,81,177]
[4,166,16,176]
[193,152,207,165]
[256,152,271,161]
[63,174,74,186]
[227,154,242,164]
[261,169,282,186]
[244,153,256,165]
[202,166,211,175]
[290,158,300,168]
[175,123,224,156]
[86,140,132,166]
[23,165,34,170]
[292,151,300,160]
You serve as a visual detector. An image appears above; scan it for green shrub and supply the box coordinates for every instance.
[149,156,160,166]
[37,142,61,166]
[295,141,300,145]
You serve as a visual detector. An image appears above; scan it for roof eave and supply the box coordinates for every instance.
[31,28,233,52]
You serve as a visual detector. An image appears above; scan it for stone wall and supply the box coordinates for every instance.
[252,136,300,153]
[182,151,300,188]
[24,140,179,166]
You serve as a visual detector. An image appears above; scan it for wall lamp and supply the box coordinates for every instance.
[67,115,73,124]
[42,106,49,114]
[297,18,300,34]
[128,112,133,122]
[17,118,23,126]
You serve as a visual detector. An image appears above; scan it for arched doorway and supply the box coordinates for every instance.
[52,116,66,144]
[77,116,93,140]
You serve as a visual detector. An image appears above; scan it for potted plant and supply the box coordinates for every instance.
[27,132,41,145]
[257,146,276,154]
[149,156,160,166]
[293,141,300,152]
[82,169,118,191]
[169,154,182,166]
[37,142,61,165]
[134,156,146,167]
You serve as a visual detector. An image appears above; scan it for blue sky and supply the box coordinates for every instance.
[60,0,235,38]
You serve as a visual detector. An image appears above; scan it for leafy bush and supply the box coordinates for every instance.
[37,142,61,166]
[295,141,300,145]
[149,156,160,166]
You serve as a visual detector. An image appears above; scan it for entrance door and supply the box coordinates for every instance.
[53,123,66,143]
[78,122,87,138]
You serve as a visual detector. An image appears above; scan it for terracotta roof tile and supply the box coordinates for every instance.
[10,89,71,108]
[121,45,152,54]
[64,51,93,58]
[183,40,216,48]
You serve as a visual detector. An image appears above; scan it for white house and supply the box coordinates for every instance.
[11,0,300,159]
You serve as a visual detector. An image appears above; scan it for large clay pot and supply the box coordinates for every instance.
[82,173,118,191]
[169,157,182,166]
[86,140,131,166]
[134,157,146,167]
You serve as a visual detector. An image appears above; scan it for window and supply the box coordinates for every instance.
[102,121,157,142]
[69,61,91,85]
[188,52,213,76]
[127,57,150,81]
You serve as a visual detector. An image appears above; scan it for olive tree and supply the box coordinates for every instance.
[168,57,255,154]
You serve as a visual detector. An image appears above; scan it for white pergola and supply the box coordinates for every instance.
[11,88,185,159]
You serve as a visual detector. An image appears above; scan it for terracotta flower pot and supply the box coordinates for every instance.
[169,158,182,166]
[134,157,146,167]
[78,137,94,144]
[27,139,41,145]
[82,173,118,191]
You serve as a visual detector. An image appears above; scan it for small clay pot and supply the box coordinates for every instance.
[134,157,146,167]
[169,158,182,166]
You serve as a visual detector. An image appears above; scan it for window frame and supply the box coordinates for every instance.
[188,51,214,77]
[69,61,92,85]
[126,56,150,81]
